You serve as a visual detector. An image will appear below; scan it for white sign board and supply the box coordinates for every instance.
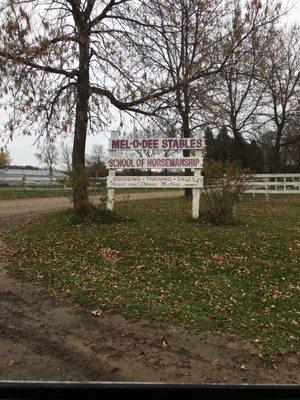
[107,157,202,169]
[107,175,203,188]
[107,131,205,219]
[109,137,204,151]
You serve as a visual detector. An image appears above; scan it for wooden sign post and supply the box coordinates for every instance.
[107,130,117,211]
[192,134,203,219]
[107,130,205,219]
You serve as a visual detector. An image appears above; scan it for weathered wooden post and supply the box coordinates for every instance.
[192,130,204,220]
[22,174,27,192]
[107,130,117,211]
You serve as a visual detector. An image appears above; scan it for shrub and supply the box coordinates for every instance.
[69,203,126,225]
[66,189,126,224]
[199,160,251,225]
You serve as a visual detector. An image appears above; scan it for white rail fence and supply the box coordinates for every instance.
[0,172,106,191]
[243,174,300,196]
[0,173,64,187]
[1,172,300,196]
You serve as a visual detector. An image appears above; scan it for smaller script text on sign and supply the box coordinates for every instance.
[107,175,203,188]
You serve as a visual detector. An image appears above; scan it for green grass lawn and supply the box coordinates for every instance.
[5,195,300,357]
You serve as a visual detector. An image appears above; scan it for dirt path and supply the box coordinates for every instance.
[0,195,299,383]
[0,191,183,223]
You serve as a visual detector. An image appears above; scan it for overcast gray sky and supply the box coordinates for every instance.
[2,0,300,167]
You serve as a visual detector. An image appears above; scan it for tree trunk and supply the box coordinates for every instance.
[49,163,53,182]
[270,124,284,173]
[72,32,90,212]
[271,139,281,173]
[232,127,245,167]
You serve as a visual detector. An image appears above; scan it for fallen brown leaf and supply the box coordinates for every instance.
[91,309,102,317]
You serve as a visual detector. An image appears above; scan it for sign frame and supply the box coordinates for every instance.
[106,131,204,219]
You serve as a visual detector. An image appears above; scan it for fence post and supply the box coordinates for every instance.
[107,130,117,211]
[265,192,270,202]
[22,174,27,192]
[264,176,268,201]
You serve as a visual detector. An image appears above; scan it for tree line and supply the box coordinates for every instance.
[204,126,300,173]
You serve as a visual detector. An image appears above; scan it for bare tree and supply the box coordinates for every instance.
[0,149,10,167]
[84,144,106,180]
[86,144,105,167]
[60,142,72,174]
[256,25,300,172]
[35,141,59,180]
[282,103,300,171]
[203,2,276,165]
[261,102,300,172]
[0,0,193,211]
[132,0,282,193]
